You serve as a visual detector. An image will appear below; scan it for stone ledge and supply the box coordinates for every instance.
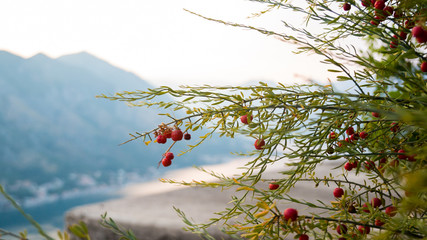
[65,185,238,240]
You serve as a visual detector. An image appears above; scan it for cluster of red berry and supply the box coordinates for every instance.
[342,0,427,72]
[264,183,400,239]
[330,125,367,155]
[333,186,398,237]
[331,126,368,152]
[268,101,420,239]
[328,111,417,172]
[154,123,191,167]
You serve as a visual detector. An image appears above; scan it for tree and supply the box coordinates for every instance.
[99,0,426,239]
[2,0,426,239]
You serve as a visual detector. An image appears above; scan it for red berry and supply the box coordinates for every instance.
[407,154,416,162]
[390,41,398,48]
[183,133,191,140]
[299,234,309,240]
[350,133,359,141]
[337,141,343,147]
[329,131,337,139]
[336,224,348,235]
[344,137,352,144]
[385,206,397,216]
[350,160,358,168]
[332,188,346,199]
[383,6,393,16]
[165,152,174,160]
[348,205,357,213]
[375,12,386,21]
[344,162,353,171]
[333,187,344,198]
[399,31,408,40]
[392,33,399,40]
[405,20,415,29]
[362,203,371,213]
[412,26,425,38]
[371,197,382,208]
[421,62,427,72]
[372,112,380,118]
[171,129,183,141]
[375,219,385,226]
[361,0,372,7]
[162,158,172,167]
[390,159,399,167]
[254,139,265,150]
[397,149,407,159]
[364,161,375,170]
[283,208,298,221]
[156,135,167,144]
[269,183,279,190]
[374,0,385,10]
[417,34,427,43]
[346,127,355,135]
[343,2,351,11]
[164,132,172,138]
[358,225,371,234]
[240,114,253,124]
[390,122,400,132]
[359,131,368,139]
[370,20,379,26]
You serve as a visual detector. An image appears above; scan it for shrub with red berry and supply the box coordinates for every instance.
[95,0,427,239]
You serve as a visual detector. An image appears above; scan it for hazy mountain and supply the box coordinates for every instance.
[0,51,248,202]
[0,51,151,185]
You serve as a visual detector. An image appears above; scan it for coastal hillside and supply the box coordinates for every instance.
[0,51,248,208]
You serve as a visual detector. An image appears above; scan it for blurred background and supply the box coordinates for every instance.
[0,0,340,235]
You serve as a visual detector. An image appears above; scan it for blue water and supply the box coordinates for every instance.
[0,191,120,234]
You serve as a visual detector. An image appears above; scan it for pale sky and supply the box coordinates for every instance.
[0,0,339,87]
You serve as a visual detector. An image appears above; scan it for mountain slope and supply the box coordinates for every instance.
[0,51,156,185]
[0,51,249,202]
[57,51,148,90]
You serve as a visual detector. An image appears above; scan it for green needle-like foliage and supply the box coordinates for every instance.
[99,0,426,239]
[97,0,426,239]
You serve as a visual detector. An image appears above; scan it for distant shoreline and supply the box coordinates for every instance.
[120,157,253,198]
[0,157,255,236]
[1,156,295,238]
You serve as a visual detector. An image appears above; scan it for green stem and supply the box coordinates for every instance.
[0,228,26,239]
[0,185,54,240]
[266,178,394,199]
